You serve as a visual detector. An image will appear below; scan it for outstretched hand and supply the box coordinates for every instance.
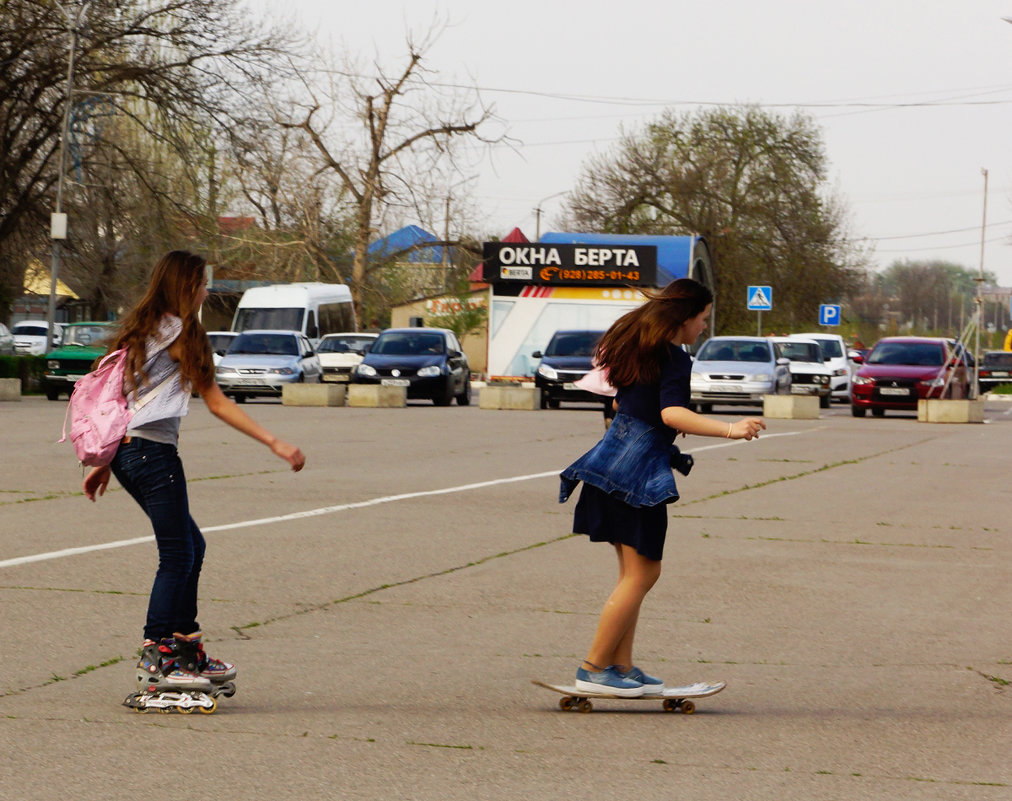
[83,465,111,501]
[271,439,306,472]
[729,418,766,441]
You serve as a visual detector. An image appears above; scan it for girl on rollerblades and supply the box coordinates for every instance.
[82,250,306,710]
[559,278,765,696]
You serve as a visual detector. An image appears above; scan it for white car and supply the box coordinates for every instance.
[791,333,850,402]
[207,331,238,367]
[772,337,831,408]
[316,332,378,383]
[690,336,791,411]
[12,320,62,355]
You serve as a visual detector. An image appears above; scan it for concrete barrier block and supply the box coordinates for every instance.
[479,385,541,411]
[917,399,984,424]
[282,383,346,407]
[0,378,22,401]
[763,394,819,419]
[347,384,407,408]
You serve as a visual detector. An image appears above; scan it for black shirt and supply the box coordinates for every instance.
[615,345,692,436]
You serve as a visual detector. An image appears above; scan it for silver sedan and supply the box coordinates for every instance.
[690,336,791,412]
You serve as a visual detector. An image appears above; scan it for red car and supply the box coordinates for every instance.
[850,337,969,417]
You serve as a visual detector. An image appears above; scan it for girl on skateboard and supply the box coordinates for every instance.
[82,250,306,698]
[559,278,764,696]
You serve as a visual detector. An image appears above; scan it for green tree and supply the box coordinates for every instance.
[561,106,865,333]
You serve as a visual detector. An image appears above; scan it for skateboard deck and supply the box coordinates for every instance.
[532,679,725,713]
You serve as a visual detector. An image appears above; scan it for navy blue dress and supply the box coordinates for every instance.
[572,345,691,561]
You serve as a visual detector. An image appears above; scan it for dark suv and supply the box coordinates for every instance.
[532,329,606,409]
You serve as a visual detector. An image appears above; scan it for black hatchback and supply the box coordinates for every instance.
[532,329,606,409]
[352,327,471,406]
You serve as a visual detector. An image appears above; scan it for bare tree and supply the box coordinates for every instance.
[280,32,502,320]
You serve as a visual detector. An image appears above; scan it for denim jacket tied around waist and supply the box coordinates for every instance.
[559,412,692,509]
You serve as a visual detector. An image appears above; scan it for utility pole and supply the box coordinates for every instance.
[973,168,988,398]
[46,1,92,354]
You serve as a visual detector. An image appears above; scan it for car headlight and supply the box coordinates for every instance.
[216,366,237,375]
[747,373,772,382]
[267,367,295,375]
[852,376,873,385]
[923,374,946,388]
[417,365,441,378]
[538,364,559,380]
[47,360,59,370]
[357,364,377,377]
[833,368,848,376]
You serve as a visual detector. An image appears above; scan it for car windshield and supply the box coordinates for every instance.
[63,325,109,346]
[983,352,1012,368]
[372,332,445,356]
[230,333,298,356]
[319,335,374,354]
[778,342,821,362]
[868,342,943,366]
[809,338,843,358]
[233,307,303,332]
[697,340,771,363]
[544,331,603,357]
[208,334,236,352]
[14,323,49,336]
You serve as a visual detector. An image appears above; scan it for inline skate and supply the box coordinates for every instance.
[123,634,235,714]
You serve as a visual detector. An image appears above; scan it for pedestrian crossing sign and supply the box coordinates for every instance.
[747,285,772,311]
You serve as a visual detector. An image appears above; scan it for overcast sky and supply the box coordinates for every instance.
[254,0,1012,287]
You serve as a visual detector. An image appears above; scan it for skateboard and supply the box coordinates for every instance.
[532,679,725,713]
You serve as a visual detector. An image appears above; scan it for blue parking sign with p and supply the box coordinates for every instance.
[819,304,841,326]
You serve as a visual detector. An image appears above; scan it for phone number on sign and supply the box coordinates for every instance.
[539,268,642,282]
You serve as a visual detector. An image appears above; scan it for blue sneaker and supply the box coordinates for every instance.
[575,665,644,697]
[619,666,665,694]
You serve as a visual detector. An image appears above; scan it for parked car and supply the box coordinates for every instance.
[352,327,471,406]
[317,332,378,383]
[850,336,969,417]
[532,329,606,409]
[792,332,851,402]
[12,320,63,355]
[690,336,791,411]
[43,322,114,400]
[214,330,322,401]
[207,331,238,367]
[977,350,1012,395]
[773,337,831,408]
[0,323,13,355]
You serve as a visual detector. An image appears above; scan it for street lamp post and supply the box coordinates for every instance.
[533,191,567,241]
[46,1,91,354]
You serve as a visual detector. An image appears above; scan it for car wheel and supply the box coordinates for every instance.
[819,394,830,409]
[540,392,548,410]
[46,387,61,401]
[232,394,246,404]
[456,378,472,406]
[698,403,712,414]
[548,399,560,409]
[872,408,885,417]
[851,405,866,417]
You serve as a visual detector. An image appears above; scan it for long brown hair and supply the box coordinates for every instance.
[110,250,213,392]
[597,278,713,388]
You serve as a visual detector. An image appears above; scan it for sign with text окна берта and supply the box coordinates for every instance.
[482,242,657,287]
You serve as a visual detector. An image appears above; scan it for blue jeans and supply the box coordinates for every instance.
[112,438,204,641]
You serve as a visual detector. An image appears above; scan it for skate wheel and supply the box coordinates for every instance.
[577,699,593,713]
[681,700,695,714]
[559,697,575,711]
[198,696,217,714]
[158,707,171,714]
[662,698,681,712]
[134,707,149,714]
[220,681,236,698]
[178,705,194,714]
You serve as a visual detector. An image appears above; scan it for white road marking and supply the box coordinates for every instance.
[0,430,804,569]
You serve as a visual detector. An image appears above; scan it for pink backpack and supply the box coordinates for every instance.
[60,348,169,466]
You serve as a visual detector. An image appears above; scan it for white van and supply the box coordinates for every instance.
[231,283,355,345]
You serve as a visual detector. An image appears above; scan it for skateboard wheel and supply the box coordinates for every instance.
[681,700,695,714]
[577,699,593,713]
[662,698,680,712]
[560,697,575,711]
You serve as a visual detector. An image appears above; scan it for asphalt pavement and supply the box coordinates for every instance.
[1,394,1010,800]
